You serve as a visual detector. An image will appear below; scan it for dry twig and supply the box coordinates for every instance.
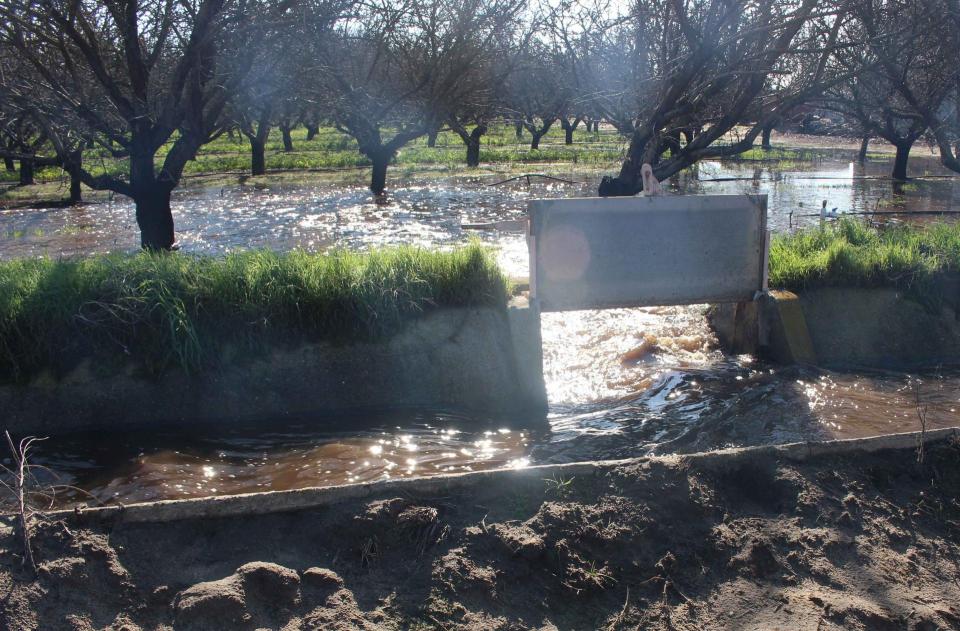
[913,381,928,466]
[2,431,42,575]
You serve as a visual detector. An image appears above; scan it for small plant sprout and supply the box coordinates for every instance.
[584,560,616,588]
[543,474,575,499]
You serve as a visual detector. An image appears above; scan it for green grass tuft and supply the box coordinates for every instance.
[770,218,960,308]
[0,244,509,382]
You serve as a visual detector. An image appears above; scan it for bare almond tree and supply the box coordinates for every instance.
[816,0,957,180]
[855,0,960,176]
[309,0,436,195]
[597,0,847,196]
[504,44,573,150]
[311,0,525,194]
[0,55,93,201]
[0,0,312,249]
[442,0,528,166]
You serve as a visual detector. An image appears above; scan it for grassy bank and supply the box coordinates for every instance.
[770,218,960,306]
[0,244,509,382]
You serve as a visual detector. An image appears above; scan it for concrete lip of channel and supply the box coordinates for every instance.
[32,426,959,526]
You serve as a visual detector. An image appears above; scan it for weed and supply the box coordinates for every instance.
[544,474,575,500]
[583,560,616,587]
[1,432,41,575]
[360,536,379,568]
[563,559,616,593]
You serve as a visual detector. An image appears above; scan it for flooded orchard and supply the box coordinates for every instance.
[3,146,960,508]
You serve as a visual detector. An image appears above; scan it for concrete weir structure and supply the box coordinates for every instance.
[1,193,773,435]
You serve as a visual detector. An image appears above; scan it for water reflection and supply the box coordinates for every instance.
[29,416,537,506]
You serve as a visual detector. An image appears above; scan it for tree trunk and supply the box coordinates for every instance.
[892,141,912,181]
[250,138,266,176]
[134,185,175,250]
[3,157,13,172]
[67,150,82,203]
[599,128,648,196]
[560,118,580,145]
[514,121,523,139]
[369,151,391,195]
[466,139,481,167]
[761,125,773,150]
[530,132,544,150]
[858,137,869,162]
[465,125,486,167]
[427,130,439,147]
[306,124,319,141]
[281,126,294,152]
[18,158,34,186]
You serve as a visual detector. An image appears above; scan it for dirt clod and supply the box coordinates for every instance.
[490,523,545,559]
[302,567,344,589]
[174,575,246,629]
[236,561,300,605]
[730,539,781,578]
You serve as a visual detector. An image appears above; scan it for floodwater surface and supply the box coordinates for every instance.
[3,146,960,508]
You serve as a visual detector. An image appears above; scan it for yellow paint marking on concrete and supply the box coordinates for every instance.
[769,290,817,364]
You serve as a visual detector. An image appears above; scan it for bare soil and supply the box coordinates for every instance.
[3,438,960,630]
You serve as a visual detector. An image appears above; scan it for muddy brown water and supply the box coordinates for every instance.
[2,147,960,508]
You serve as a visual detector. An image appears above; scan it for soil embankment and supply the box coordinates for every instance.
[3,431,959,630]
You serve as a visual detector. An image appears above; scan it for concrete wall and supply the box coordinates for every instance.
[798,288,960,367]
[1,303,547,436]
[710,287,960,368]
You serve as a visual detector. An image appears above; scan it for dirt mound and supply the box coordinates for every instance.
[3,437,960,630]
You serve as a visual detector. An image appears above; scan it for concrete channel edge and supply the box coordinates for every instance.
[20,426,958,526]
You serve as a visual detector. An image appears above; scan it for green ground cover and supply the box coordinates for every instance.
[770,218,960,307]
[0,243,509,382]
[0,124,628,185]
[1,124,856,193]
